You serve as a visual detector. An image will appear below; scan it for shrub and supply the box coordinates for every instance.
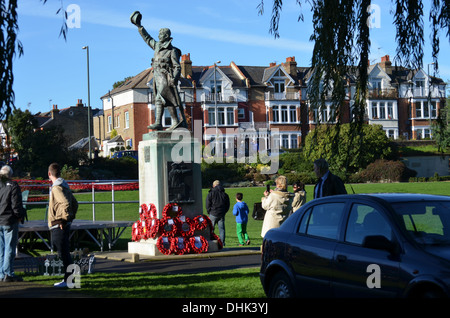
[356,159,416,183]
[285,171,317,185]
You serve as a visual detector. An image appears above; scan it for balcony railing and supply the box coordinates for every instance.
[201,92,247,103]
[368,88,398,99]
[265,91,300,101]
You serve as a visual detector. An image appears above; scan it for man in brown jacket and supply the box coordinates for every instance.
[48,162,78,288]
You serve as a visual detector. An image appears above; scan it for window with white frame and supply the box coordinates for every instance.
[207,107,235,126]
[275,133,300,149]
[387,102,393,119]
[125,111,129,129]
[371,79,382,91]
[415,128,431,139]
[371,102,378,118]
[289,106,297,122]
[271,105,298,123]
[218,107,225,125]
[379,102,386,119]
[115,115,120,128]
[290,134,298,149]
[369,101,397,120]
[281,134,289,148]
[226,108,234,125]
[272,105,279,122]
[274,80,285,93]
[281,106,288,122]
[413,100,438,119]
[108,115,112,132]
[311,104,336,123]
[208,108,216,126]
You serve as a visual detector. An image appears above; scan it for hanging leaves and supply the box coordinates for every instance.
[258,0,450,166]
[0,0,22,121]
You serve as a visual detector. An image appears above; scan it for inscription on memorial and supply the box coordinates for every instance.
[167,162,194,203]
[144,146,151,163]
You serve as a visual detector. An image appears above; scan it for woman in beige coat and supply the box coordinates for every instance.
[261,176,293,238]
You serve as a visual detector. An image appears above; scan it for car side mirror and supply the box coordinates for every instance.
[363,235,399,254]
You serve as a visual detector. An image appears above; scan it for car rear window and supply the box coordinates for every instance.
[298,202,345,240]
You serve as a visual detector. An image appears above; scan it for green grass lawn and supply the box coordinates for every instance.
[24,267,265,298]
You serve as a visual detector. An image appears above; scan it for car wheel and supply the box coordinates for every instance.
[268,271,295,298]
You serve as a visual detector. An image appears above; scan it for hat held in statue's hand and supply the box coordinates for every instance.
[130,11,142,26]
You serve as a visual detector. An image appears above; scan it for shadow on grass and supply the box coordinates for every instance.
[69,269,264,298]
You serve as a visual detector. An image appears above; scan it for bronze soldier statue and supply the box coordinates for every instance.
[130,11,187,131]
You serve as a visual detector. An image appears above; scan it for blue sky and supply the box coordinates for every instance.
[13,0,450,115]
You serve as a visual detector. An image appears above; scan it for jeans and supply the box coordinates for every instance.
[51,224,72,282]
[209,214,225,245]
[0,223,19,279]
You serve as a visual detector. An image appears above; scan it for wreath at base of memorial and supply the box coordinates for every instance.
[156,235,173,255]
[189,235,209,253]
[162,202,182,218]
[132,221,143,241]
[132,203,222,255]
[159,216,181,237]
[178,216,195,237]
[172,236,191,255]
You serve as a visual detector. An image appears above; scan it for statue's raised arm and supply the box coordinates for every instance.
[131,11,157,51]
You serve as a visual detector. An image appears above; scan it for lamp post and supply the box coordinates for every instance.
[82,46,92,160]
[427,62,435,137]
[214,61,221,147]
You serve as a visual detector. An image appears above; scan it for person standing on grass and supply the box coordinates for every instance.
[47,162,78,288]
[206,180,230,246]
[291,181,306,214]
[232,192,250,246]
[313,158,347,199]
[261,175,292,238]
[0,165,25,282]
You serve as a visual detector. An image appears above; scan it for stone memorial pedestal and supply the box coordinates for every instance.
[128,131,219,256]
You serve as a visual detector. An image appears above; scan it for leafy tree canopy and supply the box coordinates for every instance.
[303,123,396,173]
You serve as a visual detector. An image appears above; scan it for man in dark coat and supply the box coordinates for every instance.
[313,159,347,199]
[0,165,25,282]
[206,180,230,245]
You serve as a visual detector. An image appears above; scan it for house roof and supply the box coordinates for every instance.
[69,136,99,150]
[101,57,446,98]
[102,68,153,99]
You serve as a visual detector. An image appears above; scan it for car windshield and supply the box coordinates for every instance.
[392,201,450,246]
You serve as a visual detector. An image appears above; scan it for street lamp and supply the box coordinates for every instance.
[214,61,221,148]
[428,62,435,137]
[82,45,91,160]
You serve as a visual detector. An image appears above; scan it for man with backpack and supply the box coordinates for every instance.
[47,162,78,288]
[206,180,230,246]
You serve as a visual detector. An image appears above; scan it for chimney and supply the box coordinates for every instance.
[181,53,192,78]
[283,56,297,78]
[269,62,277,68]
[380,55,392,74]
[77,99,83,107]
[51,104,59,119]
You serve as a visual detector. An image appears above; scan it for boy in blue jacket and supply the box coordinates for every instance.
[232,193,250,246]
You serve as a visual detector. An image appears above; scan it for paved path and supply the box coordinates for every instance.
[0,247,261,298]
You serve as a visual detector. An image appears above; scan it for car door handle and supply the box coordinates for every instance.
[336,254,347,262]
